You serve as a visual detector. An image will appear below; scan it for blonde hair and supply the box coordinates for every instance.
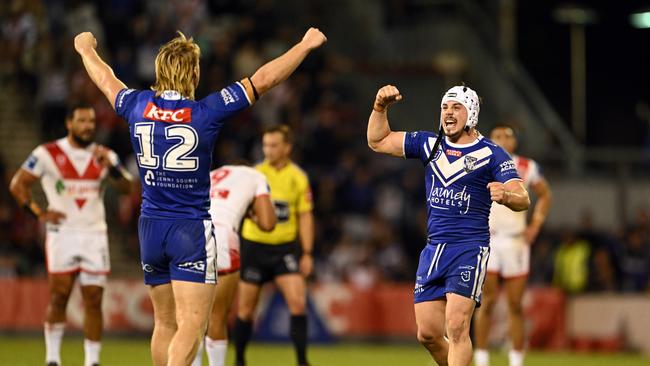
[151,31,201,100]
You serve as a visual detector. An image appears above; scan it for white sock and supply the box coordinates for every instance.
[191,337,205,366]
[474,348,490,366]
[44,322,65,364]
[205,337,228,366]
[84,339,101,366]
[509,349,524,366]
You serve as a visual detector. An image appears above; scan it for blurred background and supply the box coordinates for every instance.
[1,0,650,364]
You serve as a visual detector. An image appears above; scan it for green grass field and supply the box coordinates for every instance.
[0,336,648,366]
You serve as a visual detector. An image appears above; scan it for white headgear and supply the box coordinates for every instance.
[440,85,480,129]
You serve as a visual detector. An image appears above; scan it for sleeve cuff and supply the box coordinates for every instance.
[237,80,255,106]
[503,177,523,185]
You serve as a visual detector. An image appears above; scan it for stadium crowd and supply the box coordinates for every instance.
[1,0,649,295]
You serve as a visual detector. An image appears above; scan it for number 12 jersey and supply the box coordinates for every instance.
[115,83,253,219]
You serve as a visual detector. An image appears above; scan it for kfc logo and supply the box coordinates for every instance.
[143,103,192,123]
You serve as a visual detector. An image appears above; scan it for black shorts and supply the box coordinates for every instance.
[240,239,300,284]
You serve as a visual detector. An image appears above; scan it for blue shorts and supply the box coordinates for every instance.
[414,242,490,306]
[138,217,217,286]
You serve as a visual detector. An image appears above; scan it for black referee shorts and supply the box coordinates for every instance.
[240,238,300,284]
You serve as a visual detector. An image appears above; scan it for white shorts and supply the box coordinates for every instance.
[45,228,110,286]
[487,233,530,278]
[214,224,240,275]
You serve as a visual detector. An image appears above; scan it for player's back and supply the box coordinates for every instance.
[208,165,269,231]
[114,83,252,220]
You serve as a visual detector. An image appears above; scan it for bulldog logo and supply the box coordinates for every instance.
[463,156,478,173]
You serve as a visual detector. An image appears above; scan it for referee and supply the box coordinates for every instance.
[234,124,314,366]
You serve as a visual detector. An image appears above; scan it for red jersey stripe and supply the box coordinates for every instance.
[43,142,103,180]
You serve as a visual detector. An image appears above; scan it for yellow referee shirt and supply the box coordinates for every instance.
[241,160,313,244]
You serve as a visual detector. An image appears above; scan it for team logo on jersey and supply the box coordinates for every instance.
[143,102,192,123]
[55,154,67,167]
[460,270,471,282]
[463,156,478,173]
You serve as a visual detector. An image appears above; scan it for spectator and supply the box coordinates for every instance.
[529,234,556,285]
[588,246,617,292]
[553,230,591,294]
[2,0,41,92]
[618,228,650,292]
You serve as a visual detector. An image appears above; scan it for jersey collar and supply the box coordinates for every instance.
[161,90,185,100]
[62,136,96,152]
[445,135,482,148]
[262,159,290,172]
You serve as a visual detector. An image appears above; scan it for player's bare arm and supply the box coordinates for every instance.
[367,85,406,157]
[487,180,530,212]
[298,211,315,277]
[246,27,327,100]
[9,169,66,224]
[74,32,127,110]
[93,145,134,194]
[250,194,277,232]
[525,177,552,244]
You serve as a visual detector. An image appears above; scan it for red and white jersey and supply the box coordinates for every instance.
[489,155,542,235]
[22,138,118,231]
[208,165,270,231]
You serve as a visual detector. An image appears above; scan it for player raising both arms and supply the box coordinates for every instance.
[192,162,276,366]
[367,85,530,366]
[9,103,133,366]
[74,28,326,366]
[473,124,552,366]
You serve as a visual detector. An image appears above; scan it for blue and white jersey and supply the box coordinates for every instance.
[404,131,521,246]
[115,83,252,219]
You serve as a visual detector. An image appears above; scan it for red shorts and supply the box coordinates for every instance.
[214,224,240,275]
